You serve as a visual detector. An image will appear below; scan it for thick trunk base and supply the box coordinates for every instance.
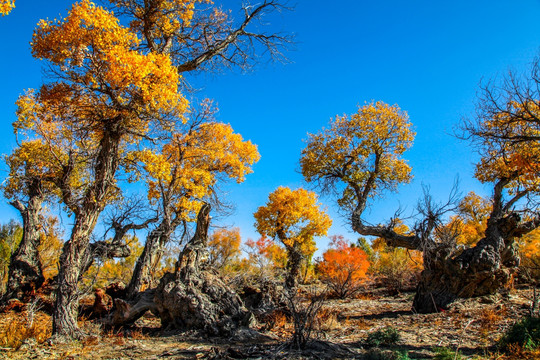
[3,260,45,302]
[155,271,254,336]
[412,265,514,313]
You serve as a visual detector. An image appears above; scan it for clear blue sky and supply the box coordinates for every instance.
[1,0,540,256]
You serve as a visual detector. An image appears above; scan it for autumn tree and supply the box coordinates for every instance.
[302,94,540,313]
[125,103,259,297]
[8,0,289,338]
[1,141,60,301]
[207,227,242,272]
[254,186,332,288]
[317,235,369,298]
[13,0,188,337]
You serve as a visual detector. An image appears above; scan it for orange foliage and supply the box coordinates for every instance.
[244,236,287,270]
[207,228,242,271]
[317,236,369,298]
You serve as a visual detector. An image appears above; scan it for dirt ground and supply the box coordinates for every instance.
[0,286,535,359]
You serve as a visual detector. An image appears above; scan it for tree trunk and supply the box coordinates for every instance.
[154,204,254,335]
[53,213,101,338]
[412,214,521,313]
[52,127,121,339]
[126,219,174,299]
[3,180,45,302]
[285,247,302,289]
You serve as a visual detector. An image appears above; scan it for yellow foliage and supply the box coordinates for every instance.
[254,186,332,258]
[445,192,492,246]
[9,0,191,217]
[134,119,259,220]
[0,0,14,15]
[109,0,203,35]
[2,140,62,201]
[475,100,540,194]
[520,228,540,280]
[30,0,187,121]
[301,101,414,209]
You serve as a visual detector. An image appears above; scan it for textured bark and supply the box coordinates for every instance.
[155,271,254,336]
[109,289,157,325]
[285,247,302,289]
[53,127,122,339]
[412,214,521,313]
[3,189,45,302]
[154,204,254,335]
[125,219,174,299]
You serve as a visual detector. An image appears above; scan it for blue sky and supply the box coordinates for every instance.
[1,0,540,255]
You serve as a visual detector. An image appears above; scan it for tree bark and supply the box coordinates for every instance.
[351,178,534,313]
[285,247,302,289]
[3,186,45,302]
[154,204,254,335]
[52,127,122,339]
[125,216,178,299]
[412,214,521,312]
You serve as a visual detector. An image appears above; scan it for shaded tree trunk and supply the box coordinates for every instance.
[3,182,45,302]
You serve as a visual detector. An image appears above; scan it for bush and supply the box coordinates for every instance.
[317,236,369,298]
[365,326,401,347]
[499,316,540,352]
[365,348,412,360]
[433,347,462,360]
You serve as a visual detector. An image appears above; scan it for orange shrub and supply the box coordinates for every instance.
[317,236,369,298]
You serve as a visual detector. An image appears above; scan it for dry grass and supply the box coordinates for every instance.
[0,310,51,349]
[0,287,536,359]
[314,307,340,332]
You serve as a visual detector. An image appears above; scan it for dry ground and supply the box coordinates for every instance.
[0,286,536,359]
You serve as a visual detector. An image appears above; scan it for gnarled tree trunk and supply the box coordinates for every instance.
[412,212,523,313]
[352,178,538,313]
[125,217,177,299]
[154,204,254,335]
[3,183,45,302]
[53,127,122,339]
